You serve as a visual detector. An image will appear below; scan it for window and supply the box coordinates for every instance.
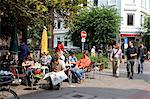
[141,0,146,8]
[93,0,98,6]
[64,38,68,46]
[57,37,60,43]
[140,15,143,26]
[149,0,150,9]
[127,14,134,26]
[57,20,61,29]
[64,41,68,46]
[125,0,135,4]
[83,0,87,6]
[108,0,116,5]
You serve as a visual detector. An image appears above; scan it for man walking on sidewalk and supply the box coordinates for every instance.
[137,42,146,74]
[110,43,122,78]
[126,41,137,79]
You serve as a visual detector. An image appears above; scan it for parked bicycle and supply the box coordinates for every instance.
[0,70,19,99]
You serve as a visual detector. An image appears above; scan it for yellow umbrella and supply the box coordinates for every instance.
[41,27,48,54]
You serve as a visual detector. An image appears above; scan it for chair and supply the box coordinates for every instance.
[9,65,26,83]
[84,62,96,79]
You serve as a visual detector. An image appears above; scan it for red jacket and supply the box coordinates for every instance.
[55,44,64,52]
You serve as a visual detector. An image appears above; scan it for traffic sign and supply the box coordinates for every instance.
[81,31,87,38]
[81,38,86,42]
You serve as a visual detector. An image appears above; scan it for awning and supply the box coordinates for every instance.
[120,33,140,37]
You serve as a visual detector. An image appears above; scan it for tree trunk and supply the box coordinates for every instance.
[48,0,55,49]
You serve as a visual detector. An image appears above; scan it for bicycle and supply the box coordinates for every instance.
[0,71,19,99]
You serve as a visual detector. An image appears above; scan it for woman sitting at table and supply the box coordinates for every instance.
[22,52,35,67]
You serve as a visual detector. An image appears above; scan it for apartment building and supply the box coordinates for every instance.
[53,0,150,49]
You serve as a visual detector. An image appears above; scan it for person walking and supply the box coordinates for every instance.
[91,46,96,57]
[126,41,137,79]
[137,42,146,74]
[110,43,122,78]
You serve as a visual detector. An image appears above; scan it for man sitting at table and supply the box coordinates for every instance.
[71,51,91,83]
[48,54,66,89]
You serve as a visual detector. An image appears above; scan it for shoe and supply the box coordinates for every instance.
[129,77,133,79]
[116,76,119,78]
[78,79,83,84]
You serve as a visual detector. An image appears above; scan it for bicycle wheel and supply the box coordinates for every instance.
[0,88,19,99]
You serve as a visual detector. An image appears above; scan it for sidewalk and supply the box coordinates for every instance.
[12,61,150,99]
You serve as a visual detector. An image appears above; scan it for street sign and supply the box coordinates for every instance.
[81,31,87,38]
[124,37,128,49]
[81,38,86,42]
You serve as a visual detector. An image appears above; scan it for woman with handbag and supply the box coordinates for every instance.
[110,43,122,78]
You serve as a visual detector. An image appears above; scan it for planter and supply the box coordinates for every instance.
[96,63,104,71]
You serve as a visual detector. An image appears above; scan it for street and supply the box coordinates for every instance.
[17,61,150,99]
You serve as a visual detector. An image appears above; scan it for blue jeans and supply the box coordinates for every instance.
[71,67,84,80]
[138,58,144,74]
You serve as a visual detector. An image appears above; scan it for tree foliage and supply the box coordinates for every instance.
[0,0,87,41]
[67,7,121,48]
[144,14,150,35]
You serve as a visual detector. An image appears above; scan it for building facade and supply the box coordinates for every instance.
[53,0,150,49]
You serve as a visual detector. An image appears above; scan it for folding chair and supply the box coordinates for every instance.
[84,62,96,79]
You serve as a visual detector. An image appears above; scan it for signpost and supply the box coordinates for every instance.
[124,37,128,49]
[81,31,87,52]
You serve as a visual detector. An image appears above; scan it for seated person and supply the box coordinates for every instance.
[71,51,91,83]
[49,54,66,89]
[51,54,66,72]
[22,53,35,67]
[68,52,78,68]
[40,53,48,66]
[40,52,52,66]
[22,53,43,85]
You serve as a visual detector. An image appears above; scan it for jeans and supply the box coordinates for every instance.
[71,67,84,80]
[127,59,135,78]
[138,58,144,74]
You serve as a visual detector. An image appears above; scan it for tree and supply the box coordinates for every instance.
[1,0,87,49]
[1,0,48,41]
[143,14,150,48]
[67,7,121,53]
[143,14,150,35]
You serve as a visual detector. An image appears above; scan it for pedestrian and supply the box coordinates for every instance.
[19,40,30,65]
[55,41,65,55]
[91,46,96,57]
[126,41,137,79]
[137,42,146,74]
[110,43,122,77]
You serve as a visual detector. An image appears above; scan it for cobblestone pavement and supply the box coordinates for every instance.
[13,61,150,99]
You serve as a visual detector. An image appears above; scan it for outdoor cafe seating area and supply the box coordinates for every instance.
[0,50,103,90]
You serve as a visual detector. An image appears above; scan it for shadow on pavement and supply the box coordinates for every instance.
[20,86,150,99]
